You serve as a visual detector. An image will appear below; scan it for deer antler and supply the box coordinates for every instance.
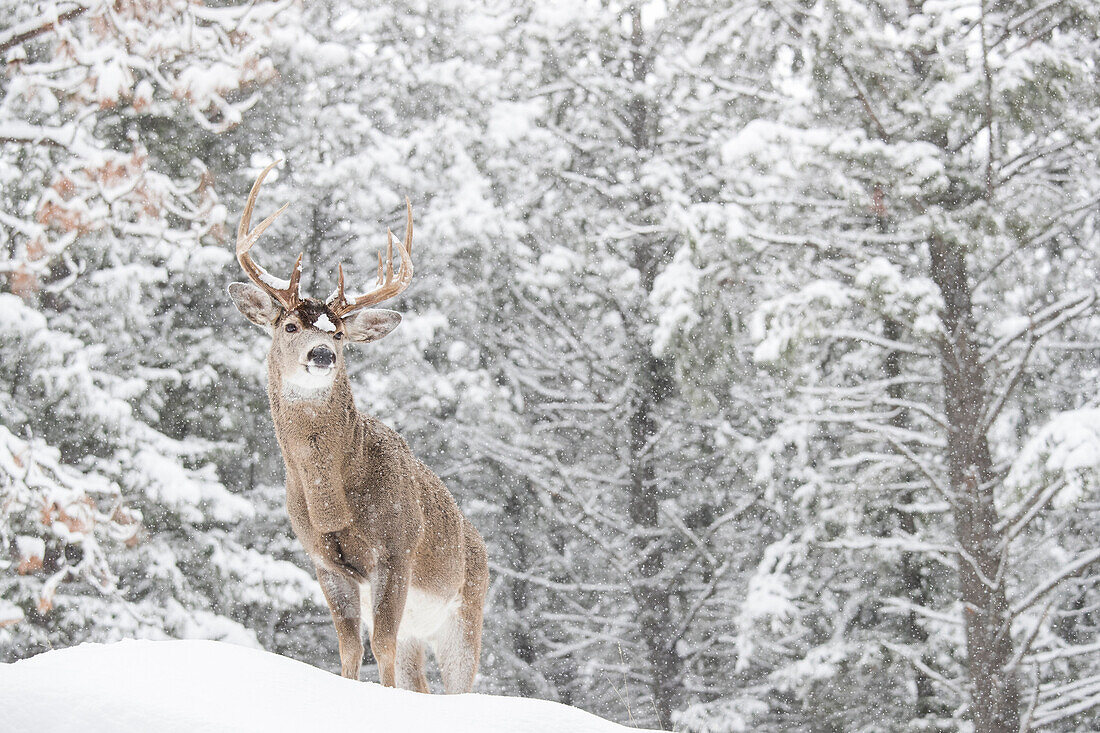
[327,199,414,319]
[237,160,303,312]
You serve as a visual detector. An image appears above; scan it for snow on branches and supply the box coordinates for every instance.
[0,420,135,639]
[0,0,281,296]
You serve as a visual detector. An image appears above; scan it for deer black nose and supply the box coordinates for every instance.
[307,345,335,367]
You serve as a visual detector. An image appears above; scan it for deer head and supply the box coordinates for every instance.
[228,161,414,401]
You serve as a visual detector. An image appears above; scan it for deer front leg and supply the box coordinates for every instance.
[368,562,409,687]
[317,566,363,680]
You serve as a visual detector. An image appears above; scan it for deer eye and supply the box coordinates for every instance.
[334,332,343,340]
[284,323,298,333]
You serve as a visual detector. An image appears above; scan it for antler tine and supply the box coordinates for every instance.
[236,160,302,312]
[386,230,395,282]
[404,197,412,257]
[286,251,303,300]
[236,160,284,255]
[327,200,415,318]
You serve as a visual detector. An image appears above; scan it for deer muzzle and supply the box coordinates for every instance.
[306,345,336,370]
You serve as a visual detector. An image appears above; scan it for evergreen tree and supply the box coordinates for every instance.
[0,0,322,660]
[724,0,1100,730]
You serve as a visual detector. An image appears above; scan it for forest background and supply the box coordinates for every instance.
[2,2,1100,732]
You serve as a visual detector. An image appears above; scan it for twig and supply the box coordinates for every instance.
[0,4,88,55]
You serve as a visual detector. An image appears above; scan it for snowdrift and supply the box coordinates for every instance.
[0,639,652,733]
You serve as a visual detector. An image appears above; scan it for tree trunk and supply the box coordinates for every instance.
[623,5,678,727]
[627,395,676,724]
[505,486,540,697]
[927,234,1019,733]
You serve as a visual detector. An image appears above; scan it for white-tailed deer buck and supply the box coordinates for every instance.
[228,161,488,693]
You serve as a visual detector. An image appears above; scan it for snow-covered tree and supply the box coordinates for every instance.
[720,0,1100,730]
[454,2,790,726]
[0,0,323,661]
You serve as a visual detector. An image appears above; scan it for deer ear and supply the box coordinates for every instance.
[229,282,282,327]
[343,309,402,343]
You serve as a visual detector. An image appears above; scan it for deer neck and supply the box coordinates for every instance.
[267,363,359,533]
[267,362,358,445]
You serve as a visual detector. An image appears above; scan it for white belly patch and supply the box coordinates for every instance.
[360,584,459,641]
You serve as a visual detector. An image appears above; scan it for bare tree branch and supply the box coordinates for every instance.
[0,4,88,56]
[1010,549,1100,621]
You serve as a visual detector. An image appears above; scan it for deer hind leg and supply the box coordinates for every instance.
[433,530,488,694]
[431,601,484,694]
[316,566,363,680]
[396,639,431,693]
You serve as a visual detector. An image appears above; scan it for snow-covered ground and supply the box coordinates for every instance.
[0,639,654,733]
